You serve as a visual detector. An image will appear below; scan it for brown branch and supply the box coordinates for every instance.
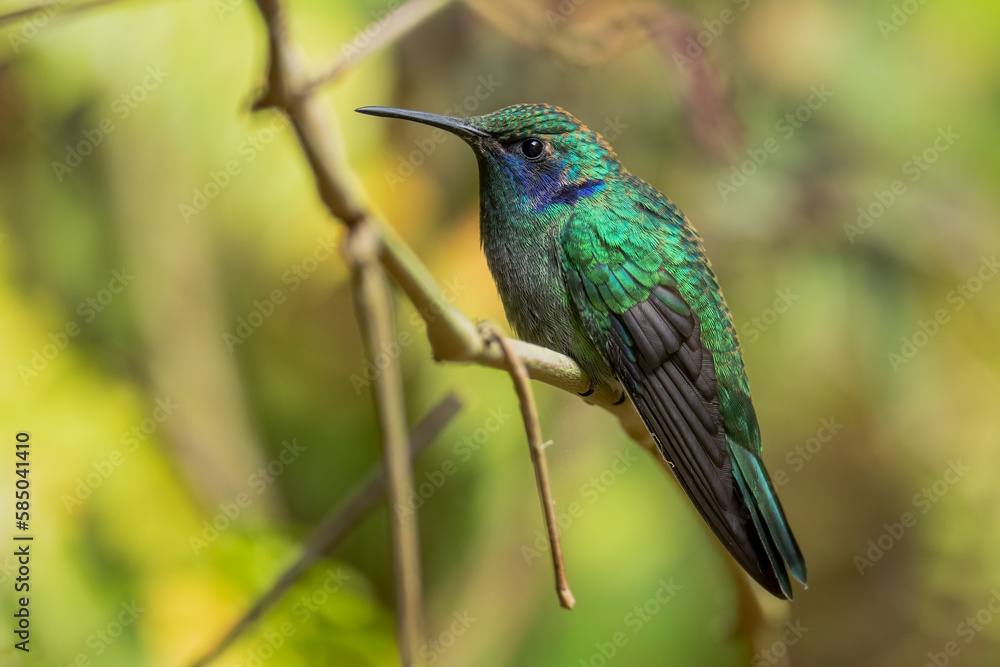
[348,220,426,667]
[252,0,490,367]
[252,0,366,225]
[188,394,462,667]
[483,326,575,610]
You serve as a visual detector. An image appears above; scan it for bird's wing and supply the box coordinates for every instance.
[558,193,805,598]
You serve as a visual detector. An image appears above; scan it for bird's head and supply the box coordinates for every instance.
[357,103,621,212]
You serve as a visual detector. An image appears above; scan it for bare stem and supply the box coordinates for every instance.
[483,326,575,610]
[348,221,426,667]
[187,394,461,667]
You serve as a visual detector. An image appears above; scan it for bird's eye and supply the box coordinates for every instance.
[520,138,544,159]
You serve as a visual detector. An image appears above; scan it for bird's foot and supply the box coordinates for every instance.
[612,391,627,406]
[578,381,595,397]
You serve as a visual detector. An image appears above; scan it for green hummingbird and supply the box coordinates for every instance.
[357,103,807,599]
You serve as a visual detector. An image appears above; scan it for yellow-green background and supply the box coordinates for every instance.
[1,0,999,665]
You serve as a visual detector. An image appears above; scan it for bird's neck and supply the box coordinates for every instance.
[477,170,564,279]
[473,157,571,341]
[475,154,613,240]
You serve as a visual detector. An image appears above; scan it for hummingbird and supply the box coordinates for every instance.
[357,103,807,599]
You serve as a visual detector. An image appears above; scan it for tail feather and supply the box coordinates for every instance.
[729,440,808,591]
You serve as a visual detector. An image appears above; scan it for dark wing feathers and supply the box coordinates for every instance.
[605,287,790,597]
[559,203,804,599]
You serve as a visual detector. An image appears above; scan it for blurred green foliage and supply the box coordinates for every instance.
[1,0,999,665]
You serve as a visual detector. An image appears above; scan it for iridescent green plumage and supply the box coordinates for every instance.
[358,103,807,599]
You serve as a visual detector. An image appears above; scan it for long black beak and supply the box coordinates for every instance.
[356,106,490,140]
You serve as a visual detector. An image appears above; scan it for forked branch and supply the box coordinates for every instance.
[189,395,462,667]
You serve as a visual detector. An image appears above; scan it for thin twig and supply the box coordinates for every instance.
[188,394,461,667]
[348,221,426,667]
[252,0,367,224]
[483,326,575,610]
[302,0,458,94]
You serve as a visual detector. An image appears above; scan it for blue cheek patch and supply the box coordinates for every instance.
[535,178,605,211]
[496,150,605,213]
[553,179,604,204]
